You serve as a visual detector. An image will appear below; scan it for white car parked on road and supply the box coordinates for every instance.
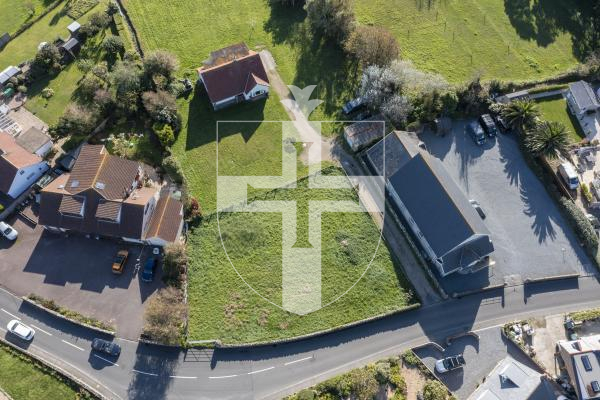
[7,320,35,341]
[0,221,18,240]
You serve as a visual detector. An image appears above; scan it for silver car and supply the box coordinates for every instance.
[0,221,18,241]
[7,320,35,341]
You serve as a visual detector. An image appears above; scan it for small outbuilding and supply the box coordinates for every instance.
[60,38,81,60]
[67,21,81,37]
[0,66,20,87]
[0,33,10,50]
[15,127,53,158]
[343,114,387,152]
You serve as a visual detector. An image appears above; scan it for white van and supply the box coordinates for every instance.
[558,162,580,190]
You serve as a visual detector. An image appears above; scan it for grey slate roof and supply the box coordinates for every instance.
[569,81,600,111]
[366,131,419,179]
[15,127,51,154]
[62,38,80,52]
[388,151,493,274]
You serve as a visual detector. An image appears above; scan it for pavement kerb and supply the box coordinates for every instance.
[523,273,581,284]
[452,283,507,299]
[0,336,109,400]
[21,296,115,337]
[412,341,444,353]
[0,386,13,400]
[188,303,421,348]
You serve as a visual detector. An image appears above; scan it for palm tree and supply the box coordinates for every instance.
[501,99,540,133]
[525,120,571,159]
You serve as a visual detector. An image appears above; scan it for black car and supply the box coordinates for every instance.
[479,114,498,137]
[141,258,158,282]
[467,121,486,145]
[91,338,121,357]
[342,97,364,115]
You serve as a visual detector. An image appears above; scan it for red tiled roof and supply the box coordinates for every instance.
[0,131,44,195]
[198,51,269,104]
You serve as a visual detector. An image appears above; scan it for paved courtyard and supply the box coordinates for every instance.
[0,215,164,339]
[419,122,594,294]
[414,327,541,399]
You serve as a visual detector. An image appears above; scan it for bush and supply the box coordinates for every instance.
[389,364,406,392]
[581,183,593,203]
[153,122,175,148]
[106,0,119,15]
[52,103,97,137]
[143,50,180,82]
[374,361,391,384]
[102,35,125,57]
[527,84,569,95]
[27,294,114,331]
[305,0,355,45]
[163,242,188,282]
[344,25,399,67]
[162,155,186,185]
[32,43,61,74]
[559,196,599,252]
[41,88,55,99]
[401,350,420,367]
[143,90,178,123]
[142,287,186,345]
[423,380,449,400]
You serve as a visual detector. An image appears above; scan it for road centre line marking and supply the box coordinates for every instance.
[209,374,238,379]
[30,324,52,336]
[284,356,313,366]
[61,339,84,351]
[169,375,197,379]
[1,308,20,320]
[132,369,159,377]
[248,366,275,375]
[93,354,119,366]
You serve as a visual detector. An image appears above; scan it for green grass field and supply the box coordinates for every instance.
[0,0,59,36]
[536,95,584,143]
[187,169,415,344]
[0,344,81,400]
[353,0,581,82]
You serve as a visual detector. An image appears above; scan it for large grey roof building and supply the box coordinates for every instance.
[370,131,494,277]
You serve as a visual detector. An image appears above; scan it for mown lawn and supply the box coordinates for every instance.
[353,0,582,82]
[0,344,80,400]
[536,95,584,143]
[187,169,415,344]
[0,0,59,36]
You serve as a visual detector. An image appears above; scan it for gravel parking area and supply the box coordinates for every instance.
[0,215,164,340]
[419,122,594,294]
[414,327,541,399]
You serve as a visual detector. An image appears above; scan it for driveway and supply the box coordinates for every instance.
[414,327,541,399]
[0,215,164,339]
[419,122,594,294]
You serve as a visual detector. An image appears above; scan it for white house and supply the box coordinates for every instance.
[566,81,600,141]
[197,43,270,110]
[0,131,49,198]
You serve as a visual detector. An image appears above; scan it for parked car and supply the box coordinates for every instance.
[7,320,35,341]
[0,221,17,241]
[141,258,158,282]
[342,97,364,115]
[435,355,465,373]
[112,250,129,274]
[467,122,486,145]
[493,113,510,133]
[91,338,121,357]
[469,199,486,219]
[479,114,498,137]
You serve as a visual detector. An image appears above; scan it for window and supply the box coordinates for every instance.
[582,355,593,371]
[19,170,25,175]
[592,381,600,393]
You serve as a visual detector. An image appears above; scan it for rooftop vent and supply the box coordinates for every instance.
[95,182,106,190]
[70,180,79,188]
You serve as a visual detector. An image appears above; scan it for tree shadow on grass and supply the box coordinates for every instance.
[504,0,600,59]
[184,85,266,150]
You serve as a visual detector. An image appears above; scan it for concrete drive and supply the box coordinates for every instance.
[420,123,594,294]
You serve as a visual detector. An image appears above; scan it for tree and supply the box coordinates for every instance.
[163,242,188,281]
[525,120,571,158]
[359,64,401,109]
[102,36,125,58]
[344,25,399,67]
[53,104,96,137]
[305,0,355,44]
[422,380,448,400]
[142,90,177,122]
[106,0,119,16]
[88,12,111,30]
[501,99,540,133]
[32,43,61,73]
[143,50,179,82]
[76,75,106,104]
[142,287,186,345]
[347,368,379,400]
[381,94,412,127]
[76,58,94,74]
[153,122,175,148]
[111,60,141,96]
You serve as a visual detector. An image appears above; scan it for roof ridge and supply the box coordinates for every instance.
[199,51,259,73]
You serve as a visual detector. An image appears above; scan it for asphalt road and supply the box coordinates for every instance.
[1,275,599,400]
